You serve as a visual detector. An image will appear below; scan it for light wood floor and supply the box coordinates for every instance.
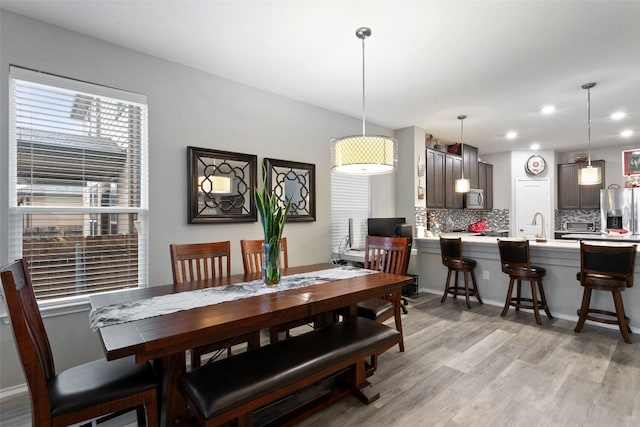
[3,293,640,426]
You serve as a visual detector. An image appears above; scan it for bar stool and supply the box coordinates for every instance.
[575,242,636,343]
[439,237,483,308]
[497,239,552,325]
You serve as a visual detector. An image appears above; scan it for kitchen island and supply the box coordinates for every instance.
[414,234,640,333]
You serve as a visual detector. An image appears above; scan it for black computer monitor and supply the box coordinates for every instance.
[367,217,406,237]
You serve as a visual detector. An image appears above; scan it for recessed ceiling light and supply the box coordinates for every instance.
[530,143,540,150]
[506,131,518,139]
[621,129,633,137]
[611,111,626,120]
[541,105,555,114]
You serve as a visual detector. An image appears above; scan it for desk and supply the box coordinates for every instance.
[89,263,410,426]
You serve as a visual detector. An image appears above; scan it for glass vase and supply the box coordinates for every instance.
[262,242,282,286]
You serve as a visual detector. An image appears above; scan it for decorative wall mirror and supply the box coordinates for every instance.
[188,146,257,223]
[264,158,316,222]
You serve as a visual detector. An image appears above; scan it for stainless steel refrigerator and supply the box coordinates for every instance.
[600,188,640,234]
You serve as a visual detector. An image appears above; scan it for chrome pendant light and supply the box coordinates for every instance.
[330,27,397,175]
[455,114,470,193]
[578,82,602,185]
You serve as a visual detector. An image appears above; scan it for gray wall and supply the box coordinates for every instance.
[0,10,395,391]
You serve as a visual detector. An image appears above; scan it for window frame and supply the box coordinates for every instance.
[7,66,149,307]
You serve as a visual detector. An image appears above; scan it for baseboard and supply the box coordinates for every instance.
[0,383,28,401]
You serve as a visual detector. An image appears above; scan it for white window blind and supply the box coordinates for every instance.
[8,66,148,301]
[330,173,370,253]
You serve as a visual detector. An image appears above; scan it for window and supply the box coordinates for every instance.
[330,173,370,253]
[8,67,148,301]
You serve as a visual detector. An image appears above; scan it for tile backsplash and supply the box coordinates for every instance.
[555,209,600,231]
[415,207,510,233]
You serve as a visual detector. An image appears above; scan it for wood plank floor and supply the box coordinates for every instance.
[2,292,640,426]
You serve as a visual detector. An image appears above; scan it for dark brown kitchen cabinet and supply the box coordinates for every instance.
[463,144,479,189]
[426,148,445,208]
[425,148,465,209]
[478,161,493,210]
[445,154,464,208]
[557,160,605,209]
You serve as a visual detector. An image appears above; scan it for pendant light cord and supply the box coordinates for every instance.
[587,86,592,167]
[360,30,367,136]
[458,115,466,179]
[582,82,596,167]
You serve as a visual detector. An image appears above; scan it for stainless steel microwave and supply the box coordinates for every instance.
[465,188,485,209]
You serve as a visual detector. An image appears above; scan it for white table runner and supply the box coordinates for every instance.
[90,266,376,330]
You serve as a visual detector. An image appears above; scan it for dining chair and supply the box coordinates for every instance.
[170,241,260,367]
[240,237,289,273]
[240,238,315,343]
[0,259,159,427]
[575,242,636,343]
[356,235,409,354]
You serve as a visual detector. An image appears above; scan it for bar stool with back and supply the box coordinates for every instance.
[497,239,552,325]
[575,241,637,343]
[170,241,260,368]
[439,237,483,308]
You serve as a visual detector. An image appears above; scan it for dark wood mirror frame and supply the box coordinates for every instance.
[188,146,257,224]
[264,158,316,222]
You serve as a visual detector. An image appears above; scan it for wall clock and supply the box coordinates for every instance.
[525,155,546,175]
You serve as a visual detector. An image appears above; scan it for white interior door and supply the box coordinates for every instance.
[515,179,551,238]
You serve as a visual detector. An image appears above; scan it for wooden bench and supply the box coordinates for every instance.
[178,317,401,426]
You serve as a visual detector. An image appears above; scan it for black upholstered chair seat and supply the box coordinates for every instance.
[446,257,477,269]
[576,271,629,287]
[357,298,394,319]
[504,264,546,277]
[49,357,159,416]
[179,317,400,420]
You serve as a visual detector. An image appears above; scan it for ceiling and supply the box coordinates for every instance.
[2,0,638,155]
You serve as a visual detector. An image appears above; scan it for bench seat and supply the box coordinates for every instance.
[179,317,401,426]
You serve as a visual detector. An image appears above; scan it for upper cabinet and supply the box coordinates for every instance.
[426,146,493,210]
[478,162,493,210]
[462,144,479,189]
[425,148,446,208]
[445,154,464,209]
[557,160,605,209]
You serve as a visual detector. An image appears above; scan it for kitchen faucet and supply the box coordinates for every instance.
[531,212,546,241]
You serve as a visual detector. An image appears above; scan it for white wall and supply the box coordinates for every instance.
[0,10,395,391]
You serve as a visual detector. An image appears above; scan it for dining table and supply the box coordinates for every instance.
[89,262,411,426]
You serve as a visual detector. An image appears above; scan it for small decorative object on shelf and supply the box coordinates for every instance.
[255,168,291,286]
[417,183,425,200]
[417,155,425,177]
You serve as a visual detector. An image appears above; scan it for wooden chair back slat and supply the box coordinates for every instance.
[170,241,231,285]
[240,238,289,274]
[364,236,410,275]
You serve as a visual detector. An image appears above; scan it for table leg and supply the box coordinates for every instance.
[164,352,188,427]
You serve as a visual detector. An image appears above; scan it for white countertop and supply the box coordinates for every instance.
[416,233,640,248]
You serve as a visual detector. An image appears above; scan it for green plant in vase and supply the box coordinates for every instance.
[255,173,291,285]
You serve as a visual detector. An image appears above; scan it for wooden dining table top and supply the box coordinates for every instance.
[89,262,412,363]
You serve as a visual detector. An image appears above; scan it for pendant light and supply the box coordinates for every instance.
[578,82,602,185]
[331,27,398,175]
[455,114,470,193]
